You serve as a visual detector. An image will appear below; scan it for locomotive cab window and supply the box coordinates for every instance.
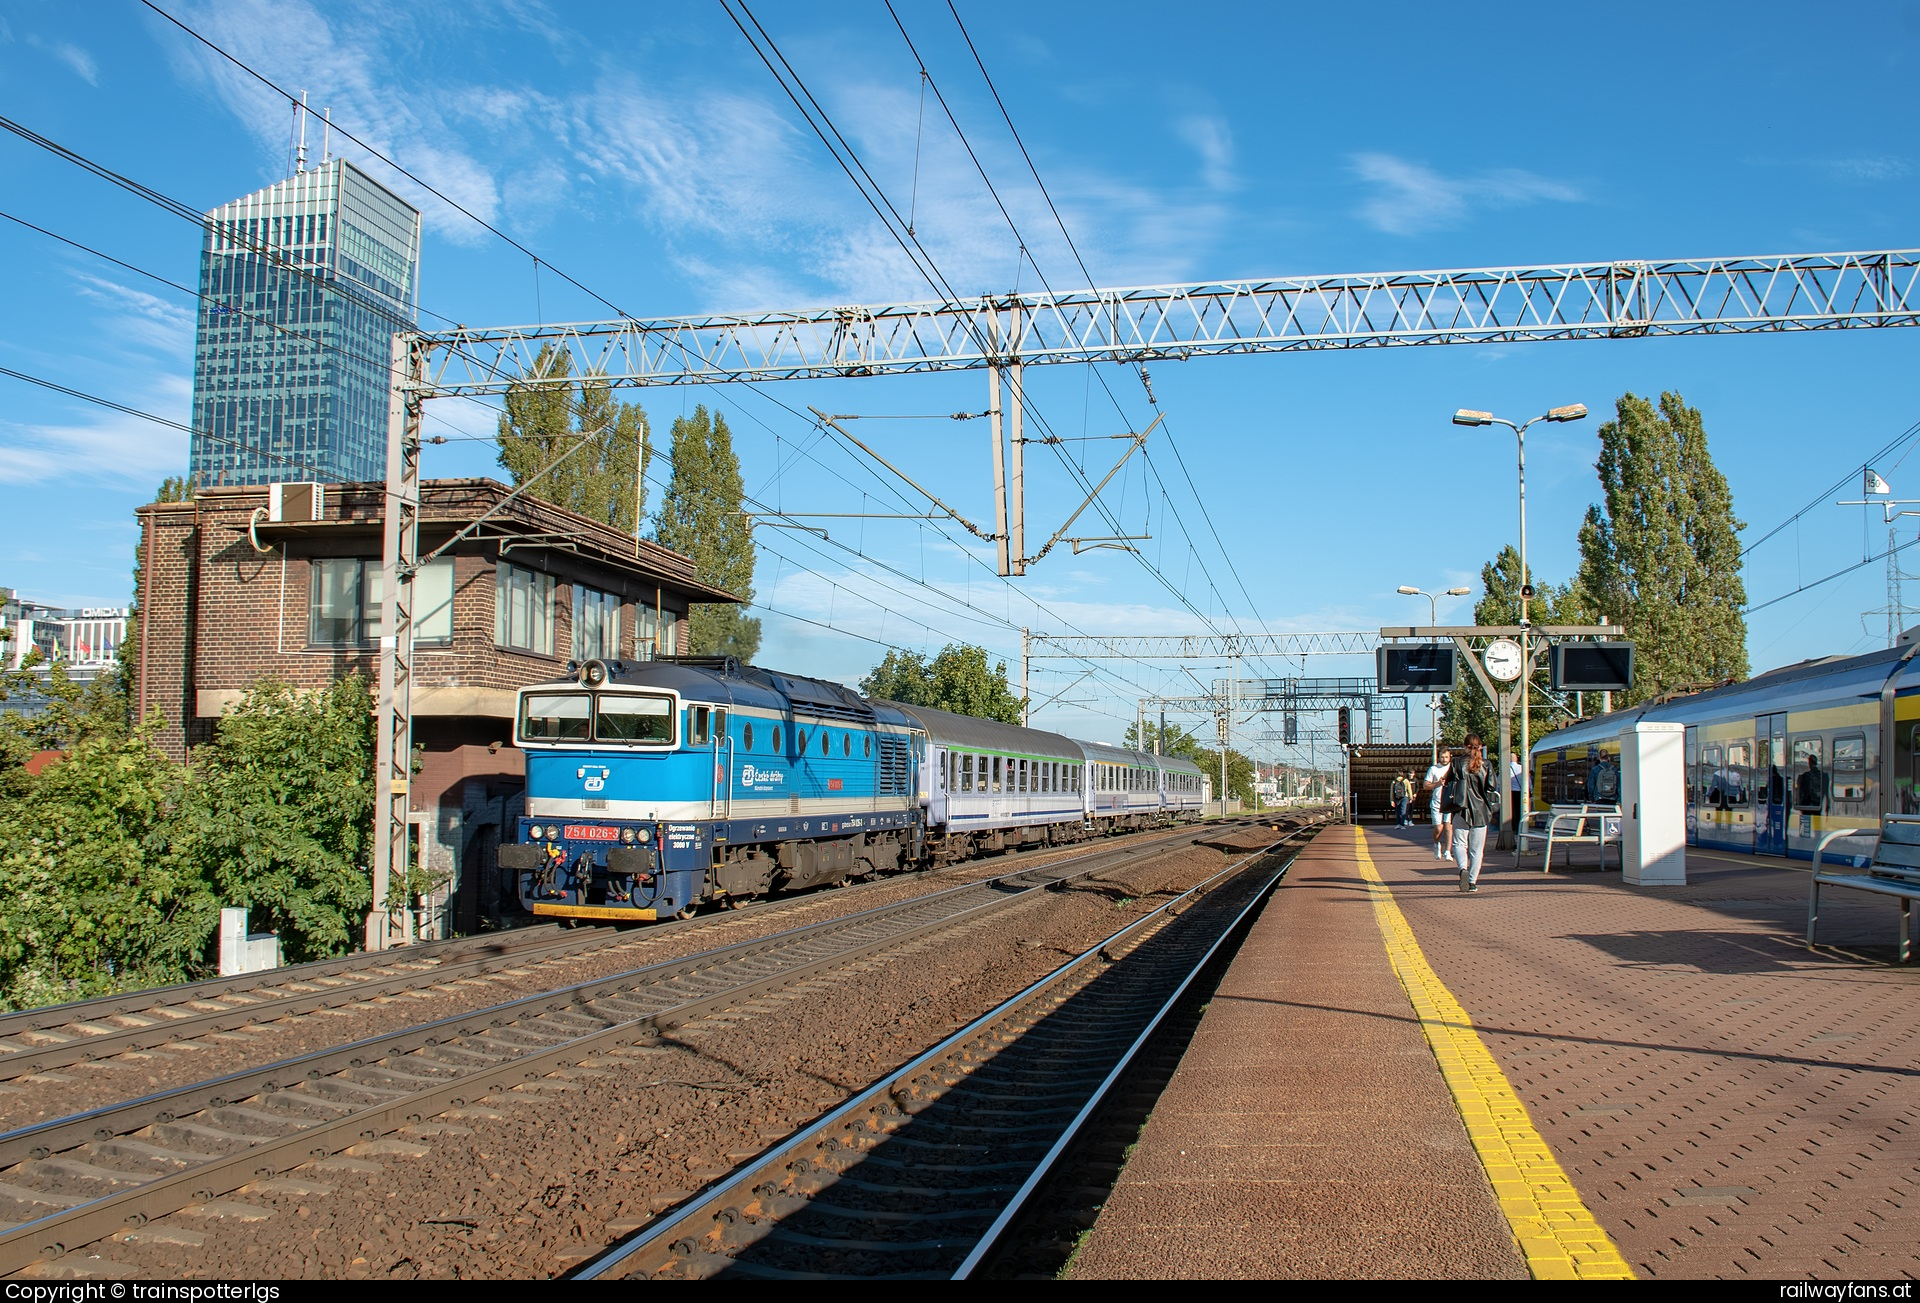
[690,706,711,746]
[596,694,673,745]
[520,692,590,742]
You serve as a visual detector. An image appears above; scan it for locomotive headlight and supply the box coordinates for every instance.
[528,824,546,840]
[637,827,651,844]
[619,826,638,845]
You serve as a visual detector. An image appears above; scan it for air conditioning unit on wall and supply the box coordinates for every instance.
[269,482,324,522]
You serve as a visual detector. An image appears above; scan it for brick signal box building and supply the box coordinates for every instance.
[134,479,738,933]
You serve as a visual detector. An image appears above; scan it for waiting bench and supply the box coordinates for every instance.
[1811,818,1920,964]
[1516,803,1622,872]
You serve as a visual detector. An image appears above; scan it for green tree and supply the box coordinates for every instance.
[497,345,653,536]
[1439,546,1591,745]
[860,643,1025,724]
[178,677,376,962]
[1576,391,1748,703]
[654,405,761,660]
[0,720,215,1010]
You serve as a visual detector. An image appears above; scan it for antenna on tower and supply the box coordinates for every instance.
[320,106,331,167]
[294,90,309,173]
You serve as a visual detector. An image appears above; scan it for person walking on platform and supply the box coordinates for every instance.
[1391,772,1411,826]
[1444,736,1501,892]
[1422,748,1454,861]
[1509,752,1525,841]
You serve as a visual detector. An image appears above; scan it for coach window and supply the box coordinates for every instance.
[1790,736,1826,813]
[961,753,974,792]
[1725,740,1754,807]
[1833,734,1868,801]
[1020,759,1030,793]
[992,756,1003,792]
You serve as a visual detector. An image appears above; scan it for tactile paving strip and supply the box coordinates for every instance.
[1351,828,1635,1280]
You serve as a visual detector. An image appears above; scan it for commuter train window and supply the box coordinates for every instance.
[519,692,590,742]
[1712,740,1752,807]
[596,695,673,745]
[1790,736,1825,811]
[1833,734,1868,800]
[743,722,755,752]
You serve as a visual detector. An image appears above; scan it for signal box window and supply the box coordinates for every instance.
[496,563,555,655]
[574,585,621,661]
[597,695,672,745]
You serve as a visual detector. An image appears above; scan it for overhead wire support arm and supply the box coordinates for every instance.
[1024,413,1163,567]
[810,407,1001,544]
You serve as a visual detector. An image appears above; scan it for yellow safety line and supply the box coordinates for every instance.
[1349,828,1635,1280]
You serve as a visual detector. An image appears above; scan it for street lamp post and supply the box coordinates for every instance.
[1450,404,1587,849]
[1397,584,1473,767]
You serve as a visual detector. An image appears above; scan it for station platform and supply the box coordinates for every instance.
[1067,825,1920,1280]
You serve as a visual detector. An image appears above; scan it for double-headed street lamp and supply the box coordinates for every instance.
[1397,584,1472,765]
[1451,403,1587,847]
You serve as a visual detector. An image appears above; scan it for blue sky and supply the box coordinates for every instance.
[4,0,1920,754]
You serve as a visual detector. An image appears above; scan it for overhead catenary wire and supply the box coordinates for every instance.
[120,1,1209,731]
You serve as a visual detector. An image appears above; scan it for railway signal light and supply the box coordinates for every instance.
[1337,707,1351,745]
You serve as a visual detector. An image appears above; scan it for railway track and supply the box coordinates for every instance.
[0,818,1291,1274]
[572,819,1326,1280]
[0,819,1243,1087]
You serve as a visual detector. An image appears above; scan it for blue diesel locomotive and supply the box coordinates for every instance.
[497,656,1208,923]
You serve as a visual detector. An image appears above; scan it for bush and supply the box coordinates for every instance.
[179,677,376,962]
[0,724,216,1007]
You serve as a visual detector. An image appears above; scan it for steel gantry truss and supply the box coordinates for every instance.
[411,249,1920,393]
[1028,631,1379,660]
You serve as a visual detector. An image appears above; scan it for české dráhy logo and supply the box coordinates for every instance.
[740,764,786,789]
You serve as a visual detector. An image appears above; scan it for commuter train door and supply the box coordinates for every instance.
[1756,713,1787,855]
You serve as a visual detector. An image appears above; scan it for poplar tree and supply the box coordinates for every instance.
[1576,391,1747,704]
[496,345,652,535]
[654,405,761,660]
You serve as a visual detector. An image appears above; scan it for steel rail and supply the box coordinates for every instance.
[0,820,1230,1083]
[0,820,1269,1273]
[571,817,1327,1281]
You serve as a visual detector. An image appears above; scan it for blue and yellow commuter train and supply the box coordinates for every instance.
[1528,640,1920,866]
[497,656,1210,922]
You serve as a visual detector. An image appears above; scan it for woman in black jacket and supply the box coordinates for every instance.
[1445,735,1502,893]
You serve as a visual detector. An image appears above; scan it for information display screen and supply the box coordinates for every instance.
[1551,641,1634,692]
[1376,644,1457,693]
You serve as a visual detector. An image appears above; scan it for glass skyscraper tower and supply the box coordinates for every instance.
[190,159,422,486]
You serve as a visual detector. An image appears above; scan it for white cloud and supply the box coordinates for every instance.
[68,273,195,356]
[1825,156,1910,181]
[1176,116,1236,192]
[160,0,504,244]
[0,374,192,488]
[1351,152,1581,236]
[26,34,97,84]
